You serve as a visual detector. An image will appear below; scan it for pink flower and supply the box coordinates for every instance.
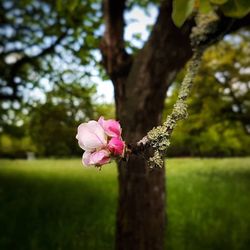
[76,121,107,152]
[76,116,126,167]
[98,116,121,138]
[108,137,125,156]
[82,149,111,166]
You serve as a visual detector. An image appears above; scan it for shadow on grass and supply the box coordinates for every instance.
[0,174,116,250]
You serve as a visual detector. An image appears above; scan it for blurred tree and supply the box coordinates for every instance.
[205,32,250,133]
[165,30,250,156]
[0,82,97,157]
[0,0,101,100]
[0,81,113,157]
[29,83,96,156]
[0,133,35,158]
[93,102,115,119]
[0,0,102,157]
[30,102,79,156]
[0,98,35,158]
[0,0,102,131]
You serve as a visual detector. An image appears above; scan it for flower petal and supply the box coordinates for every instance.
[108,137,125,156]
[89,149,111,165]
[82,151,92,166]
[76,121,107,152]
[98,116,121,138]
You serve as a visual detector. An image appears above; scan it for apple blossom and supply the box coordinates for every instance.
[76,117,126,167]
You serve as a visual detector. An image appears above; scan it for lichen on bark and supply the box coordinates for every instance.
[146,49,202,167]
[139,13,222,168]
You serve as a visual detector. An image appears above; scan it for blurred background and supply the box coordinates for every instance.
[0,0,250,250]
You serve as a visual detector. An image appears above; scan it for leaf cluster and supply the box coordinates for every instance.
[172,0,250,27]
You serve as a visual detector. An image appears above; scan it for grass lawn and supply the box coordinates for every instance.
[0,158,250,250]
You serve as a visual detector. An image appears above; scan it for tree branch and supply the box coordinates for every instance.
[1,31,68,101]
[127,14,227,167]
[224,13,250,33]
[10,31,67,69]
[131,1,250,94]
[100,0,132,82]
[134,0,194,90]
[126,48,203,165]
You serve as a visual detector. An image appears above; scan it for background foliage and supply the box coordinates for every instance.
[0,0,249,158]
[165,30,250,156]
[2,31,249,158]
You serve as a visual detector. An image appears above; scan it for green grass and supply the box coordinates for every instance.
[0,158,250,250]
[166,158,250,250]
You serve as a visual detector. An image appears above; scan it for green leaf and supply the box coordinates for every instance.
[199,0,213,14]
[221,0,250,18]
[172,0,196,27]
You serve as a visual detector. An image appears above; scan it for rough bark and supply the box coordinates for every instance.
[116,155,165,250]
[115,77,168,250]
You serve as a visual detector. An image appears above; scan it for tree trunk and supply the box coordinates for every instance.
[116,154,165,250]
[100,2,193,250]
[115,81,167,250]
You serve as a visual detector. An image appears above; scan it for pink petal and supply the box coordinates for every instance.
[76,121,107,152]
[108,137,125,156]
[89,149,111,166]
[82,151,92,166]
[98,116,122,138]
